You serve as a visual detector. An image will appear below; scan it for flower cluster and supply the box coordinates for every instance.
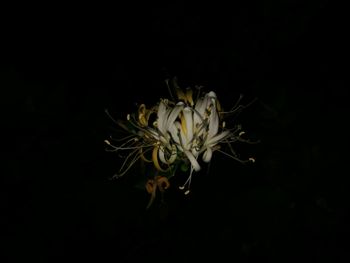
[105,78,256,207]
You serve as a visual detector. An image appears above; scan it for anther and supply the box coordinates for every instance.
[249,157,255,163]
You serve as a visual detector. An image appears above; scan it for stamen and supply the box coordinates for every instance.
[109,134,135,142]
[179,164,195,193]
[105,109,121,126]
[112,149,141,179]
[237,137,261,144]
[107,137,139,151]
[217,149,250,164]
[118,148,139,172]
[125,114,161,140]
[110,144,154,151]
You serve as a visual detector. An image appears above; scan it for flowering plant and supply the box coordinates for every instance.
[105,78,256,208]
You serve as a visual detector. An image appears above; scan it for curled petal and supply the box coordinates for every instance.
[138,104,148,126]
[158,144,177,165]
[145,179,155,194]
[166,102,184,130]
[152,146,168,172]
[207,91,217,99]
[184,150,201,172]
[140,148,153,163]
[158,145,167,164]
[156,176,170,192]
[168,144,178,164]
[202,147,213,163]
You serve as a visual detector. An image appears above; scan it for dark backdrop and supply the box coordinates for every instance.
[2,2,349,262]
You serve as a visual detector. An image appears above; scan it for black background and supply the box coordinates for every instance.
[2,2,349,262]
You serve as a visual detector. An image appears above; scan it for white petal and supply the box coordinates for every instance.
[207,91,217,99]
[176,121,188,149]
[194,98,204,116]
[203,92,213,111]
[191,148,199,158]
[208,104,219,139]
[176,144,184,152]
[202,147,213,163]
[146,127,160,140]
[184,150,201,172]
[168,145,177,164]
[157,100,168,134]
[158,144,177,164]
[166,102,184,130]
[195,97,208,118]
[193,113,203,132]
[182,107,193,143]
[158,146,167,164]
[169,123,180,145]
[159,135,168,145]
[207,130,231,146]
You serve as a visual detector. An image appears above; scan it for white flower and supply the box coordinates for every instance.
[163,90,234,192]
[105,78,256,197]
